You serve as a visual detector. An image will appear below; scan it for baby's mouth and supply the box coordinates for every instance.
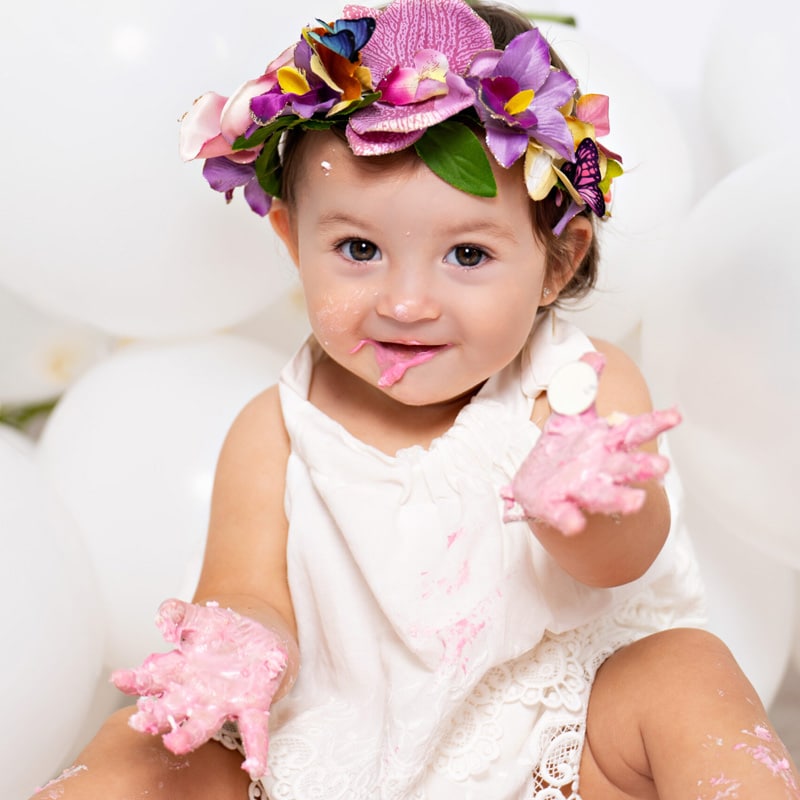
[351,339,450,387]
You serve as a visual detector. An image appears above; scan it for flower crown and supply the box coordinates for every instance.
[179,0,623,235]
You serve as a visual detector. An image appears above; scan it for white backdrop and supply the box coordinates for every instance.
[2,1,798,795]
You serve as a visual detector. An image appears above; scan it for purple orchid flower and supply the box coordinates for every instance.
[344,0,495,155]
[202,157,272,217]
[468,28,577,168]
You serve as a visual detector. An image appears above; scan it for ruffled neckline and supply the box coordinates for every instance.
[278,310,593,472]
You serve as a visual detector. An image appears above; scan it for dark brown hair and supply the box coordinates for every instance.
[280,0,599,303]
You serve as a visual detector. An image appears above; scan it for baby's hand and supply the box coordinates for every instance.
[501,353,681,536]
[111,599,288,779]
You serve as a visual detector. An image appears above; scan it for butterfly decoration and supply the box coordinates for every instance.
[559,137,605,217]
[307,17,376,62]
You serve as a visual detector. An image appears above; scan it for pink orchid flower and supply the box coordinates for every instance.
[178,46,295,164]
[342,0,494,155]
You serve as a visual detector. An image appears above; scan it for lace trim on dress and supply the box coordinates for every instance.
[530,721,583,800]
[432,628,591,793]
[431,577,704,799]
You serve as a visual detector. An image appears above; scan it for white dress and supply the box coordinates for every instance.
[237,312,706,800]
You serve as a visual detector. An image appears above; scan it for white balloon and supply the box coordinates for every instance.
[0,1,343,339]
[0,285,113,405]
[686,489,795,709]
[37,335,286,668]
[641,151,800,568]
[703,1,800,173]
[0,423,35,453]
[538,22,695,342]
[0,435,104,798]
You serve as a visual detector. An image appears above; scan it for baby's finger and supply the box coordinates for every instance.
[238,707,272,779]
[578,350,606,376]
[127,697,181,736]
[608,408,682,451]
[528,499,587,537]
[161,708,227,755]
[156,598,192,644]
[111,649,187,697]
[110,667,148,696]
[602,451,671,484]
[573,481,646,518]
[128,678,202,735]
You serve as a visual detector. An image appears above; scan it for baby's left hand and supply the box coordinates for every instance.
[501,353,681,536]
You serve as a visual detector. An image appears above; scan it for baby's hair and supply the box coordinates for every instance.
[279,0,599,303]
[465,0,599,301]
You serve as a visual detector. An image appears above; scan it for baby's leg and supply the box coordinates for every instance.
[579,628,800,799]
[29,705,252,800]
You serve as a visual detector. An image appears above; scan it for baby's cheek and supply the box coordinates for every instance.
[309,289,370,341]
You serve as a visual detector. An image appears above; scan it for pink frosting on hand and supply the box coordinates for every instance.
[351,339,449,387]
[111,599,288,779]
[501,353,682,535]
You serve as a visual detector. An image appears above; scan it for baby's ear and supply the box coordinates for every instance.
[541,215,593,305]
[269,200,299,266]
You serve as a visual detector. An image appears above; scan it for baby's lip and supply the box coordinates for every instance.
[351,339,451,387]
[377,340,447,352]
[351,338,449,353]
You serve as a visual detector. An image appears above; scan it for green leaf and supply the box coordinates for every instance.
[254,132,283,197]
[334,91,382,117]
[521,11,577,26]
[414,122,497,198]
[302,119,337,130]
[232,115,299,150]
[0,398,58,431]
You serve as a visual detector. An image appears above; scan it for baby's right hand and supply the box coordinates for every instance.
[111,598,289,779]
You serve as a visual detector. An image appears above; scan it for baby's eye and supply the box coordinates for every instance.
[445,245,489,269]
[338,238,381,262]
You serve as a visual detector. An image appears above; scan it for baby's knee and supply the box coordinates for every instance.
[616,628,749,690]
[591,626,770,754]
[597,628,753,704]
[617,626,732,667]
[582,628,760,795]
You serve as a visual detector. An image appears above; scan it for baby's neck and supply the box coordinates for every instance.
[309,353,480,456]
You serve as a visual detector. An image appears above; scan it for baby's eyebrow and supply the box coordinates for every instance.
[316,213,518,242]
[316,211,366,230]
[440,220,519,243]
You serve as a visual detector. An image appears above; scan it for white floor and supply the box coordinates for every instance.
[772,658,800,763]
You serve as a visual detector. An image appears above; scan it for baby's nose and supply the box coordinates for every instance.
[376,269,441,322]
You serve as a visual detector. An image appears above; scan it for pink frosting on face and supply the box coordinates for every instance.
[351,339,450,387]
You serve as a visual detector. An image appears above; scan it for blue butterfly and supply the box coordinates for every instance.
[560,137,605,217]
[308,17,376,63]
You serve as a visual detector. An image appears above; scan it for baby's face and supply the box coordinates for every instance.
[273,130,549,407]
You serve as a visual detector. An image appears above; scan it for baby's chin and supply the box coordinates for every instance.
[377,375,488,410]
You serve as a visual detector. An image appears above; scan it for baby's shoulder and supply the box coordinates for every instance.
[219,383,289,468]
[589,338,655,418]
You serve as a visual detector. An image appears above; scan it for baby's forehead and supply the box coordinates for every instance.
[286,129,430,200]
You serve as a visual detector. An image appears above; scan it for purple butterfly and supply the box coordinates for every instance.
[560,137,605,217]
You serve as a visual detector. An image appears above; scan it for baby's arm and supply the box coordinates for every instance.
[191,383,299,693]
[113,385,298,779]
[510,341,675,587]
